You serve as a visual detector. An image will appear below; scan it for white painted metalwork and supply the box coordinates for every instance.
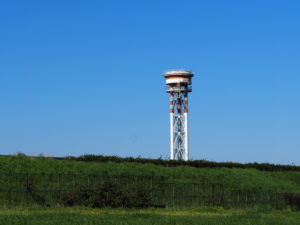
[166,77,189,84]
[170,112,174,160]
[184,112,188,160]
[164,70,193,161]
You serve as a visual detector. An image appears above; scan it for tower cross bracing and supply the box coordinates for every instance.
[164,70,193,161]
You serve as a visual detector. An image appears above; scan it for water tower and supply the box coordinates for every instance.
[164,70,194,161]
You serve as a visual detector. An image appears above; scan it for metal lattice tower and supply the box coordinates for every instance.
[164,70,193,161]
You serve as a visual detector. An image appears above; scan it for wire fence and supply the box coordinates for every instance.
[0,173,285,208]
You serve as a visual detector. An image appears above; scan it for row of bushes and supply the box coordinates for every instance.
[21,172,300,210]
[25,179,153,208]
[60,181,153,208]
[26,182,300,210]
[60,154,300,172]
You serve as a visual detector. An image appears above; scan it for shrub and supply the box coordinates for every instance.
[60,180,152,208]
[283,192,300,210]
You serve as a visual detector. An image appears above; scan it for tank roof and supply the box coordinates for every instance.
[163,70,194,78]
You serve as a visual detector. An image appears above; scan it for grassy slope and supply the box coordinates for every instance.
[1,207,300,225]
[1,156,300,191]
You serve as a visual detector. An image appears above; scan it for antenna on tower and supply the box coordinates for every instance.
[163,70,194,161]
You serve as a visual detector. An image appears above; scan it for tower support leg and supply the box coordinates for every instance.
[184,112,188,161]
[170,112,174,160]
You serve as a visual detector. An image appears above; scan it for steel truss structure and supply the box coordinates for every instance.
[164,70,193,161]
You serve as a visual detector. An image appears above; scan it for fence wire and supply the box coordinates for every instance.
[0,173,284,208]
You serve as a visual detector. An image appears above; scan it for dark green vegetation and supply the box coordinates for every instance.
[1,155,300,192]
[70,154,300,172]
[60,180,152,208]
[1,155,300,209]
[1,207,300,225]
[1,157,300,225]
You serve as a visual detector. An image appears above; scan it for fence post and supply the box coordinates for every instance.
[8,174,11,208]
[42,173,45,190]
[73,174,76,189]
[126,175,129,190]
[172,183,175,208]
[211,183,215,206]
[26,173,29,206]
[193,183,195,207]
[150,172,153,199]
[275,191,277,208]
[58,174,61,200]
[220,184,224,207]
[183,183,186,207]
[202,182,206,206]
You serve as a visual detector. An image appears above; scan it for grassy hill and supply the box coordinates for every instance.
[1,155,300,192]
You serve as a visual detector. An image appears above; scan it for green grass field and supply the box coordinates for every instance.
[1,156,300,224]
[1,207,300,225]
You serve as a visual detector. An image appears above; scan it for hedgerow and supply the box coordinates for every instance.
[63,154,300,172]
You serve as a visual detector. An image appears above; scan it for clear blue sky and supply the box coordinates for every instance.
[1,0,300,164]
